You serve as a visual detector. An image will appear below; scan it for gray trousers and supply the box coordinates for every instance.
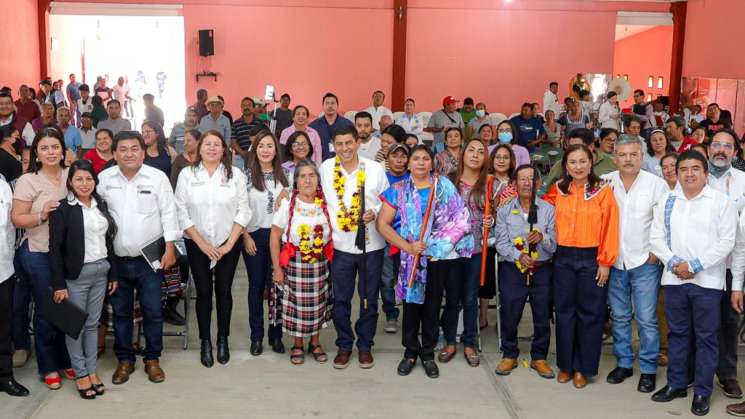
[65,260,109,378]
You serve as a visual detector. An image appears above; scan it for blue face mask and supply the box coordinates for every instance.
[475,109,486,118]
[498,131,513,144]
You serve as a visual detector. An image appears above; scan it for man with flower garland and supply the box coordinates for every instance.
[494,164,556,379]
[319,125,389,369]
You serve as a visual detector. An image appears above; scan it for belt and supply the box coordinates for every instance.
[116,255,146,263]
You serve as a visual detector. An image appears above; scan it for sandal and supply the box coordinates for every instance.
[290,346,305,365]
[308,343,328,364]
[464,348,481,367]
[76,376,96,400]
[42,374,62,390]
[90,375,105,396]
[438,346,456,363]
[62,368,76,380]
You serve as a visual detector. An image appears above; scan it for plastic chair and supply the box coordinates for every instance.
[343,110,357,121]
[419,111,432,127]
[392,111,405,122]
[486,113,506,126]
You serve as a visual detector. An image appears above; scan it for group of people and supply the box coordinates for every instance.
[2,78,745,418]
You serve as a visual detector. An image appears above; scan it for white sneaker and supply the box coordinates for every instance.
[384,319,399,334]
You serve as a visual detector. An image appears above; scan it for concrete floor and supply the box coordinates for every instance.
[3,264,740,419]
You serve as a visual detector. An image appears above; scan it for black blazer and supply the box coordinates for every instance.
[49,198,117,291]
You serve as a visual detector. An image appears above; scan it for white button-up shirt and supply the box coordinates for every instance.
[98,164,181,257]
[543,90,561,116]
[364,105,393,131]
[708,167,745,214]
[0,179,14,283]
[604,170,668,270]
[319,156,389,253]
[395,113,424,136]
[70,197,110,264]
[175,163,251,247]
[729,210,745,291]
[650,185,736,290]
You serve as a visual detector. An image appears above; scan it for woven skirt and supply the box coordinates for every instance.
[270,257,333,338]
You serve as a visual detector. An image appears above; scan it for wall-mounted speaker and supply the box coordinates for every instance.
[199,29,214,57]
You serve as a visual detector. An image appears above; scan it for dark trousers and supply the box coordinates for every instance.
[402,259,451,361]
[331,248,384,352]
[186,239,242,341]
[499,261,552,360]
[0,278,14,379]
[442,256,480,347]
[12,251,31,350]
[665,283,722,397]
[242,228,281,342]
[18,242,71,375]
[111,257,164,362]
[553,246,607,377]
[718,270,740,381]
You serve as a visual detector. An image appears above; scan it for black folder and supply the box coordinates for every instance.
[39,295,88,340]
[140,236,166,271]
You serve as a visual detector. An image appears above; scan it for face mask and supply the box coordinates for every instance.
[475,110,485,118]
[498,132,512,144]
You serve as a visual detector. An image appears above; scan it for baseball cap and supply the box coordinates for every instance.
[442,96,459,106]
[388,143,409,157]
[81,112,92,119]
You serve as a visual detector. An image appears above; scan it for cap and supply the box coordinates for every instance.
[442,96,459,106]
[80,112,92,119]
[206,96,223,105]
[388,143,409,157]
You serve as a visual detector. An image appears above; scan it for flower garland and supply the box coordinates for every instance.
[513,228,540,274]
[297,223,325,263]
[333,157,365,232]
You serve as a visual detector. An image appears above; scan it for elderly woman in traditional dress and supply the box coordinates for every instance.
[270,160,333,365]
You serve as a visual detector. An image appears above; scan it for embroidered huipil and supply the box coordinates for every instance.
[542,181,619,267]
[380,176,473,304]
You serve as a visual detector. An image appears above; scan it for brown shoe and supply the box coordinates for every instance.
[557,370,572,383]
[333,350,352,369]
[726,401,745,417]
[657,351,668,367]
[144,359,165,383]
[111,361,135,385]
[495,358,518,376]
[438,345,456,363]
[358,351,375,369]
[530,360,555,379]
[573,372,587,389]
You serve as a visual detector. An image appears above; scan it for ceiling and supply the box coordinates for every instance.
[615,24,657,40]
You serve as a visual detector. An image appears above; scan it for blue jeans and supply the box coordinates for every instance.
[12,251,31,350]
[379,247,400,321]
[442,255,480,347]
[18,242,71,375]
[609,262,661,374]
[111,257,164,362]
[331,249,384,352]
[665,284,722,397]
[243,228,282,342]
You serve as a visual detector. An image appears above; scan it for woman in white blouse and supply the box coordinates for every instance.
[598,91,621,130]
[395,98,423,136]
[243,129,290,356]
[175,130,250,368]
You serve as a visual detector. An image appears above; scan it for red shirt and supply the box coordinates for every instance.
[14,99,40,122]
[83,149,111,174]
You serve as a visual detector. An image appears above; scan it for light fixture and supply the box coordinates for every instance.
[647,76,654,88]
[657,76,664,89]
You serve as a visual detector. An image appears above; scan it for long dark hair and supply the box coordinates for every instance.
[191,130,233,180]
[142,120,168,151]
[646,130,674,157]
[496,120,521,145]
[451,138,489,210]
[557,144,600,194]
[489,144,516,176]
[247,129,288,191]
[29,127,68,173]
[67,159,118,244]
[285,130,313,162]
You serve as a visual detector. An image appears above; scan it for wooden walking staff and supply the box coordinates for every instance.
[480,174,494,286]
[407,176,439,289]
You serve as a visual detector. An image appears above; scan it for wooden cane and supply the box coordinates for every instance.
[407,176,439,289]
[480,174,494,286]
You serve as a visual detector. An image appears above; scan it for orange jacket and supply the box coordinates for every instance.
[543,181,619,267]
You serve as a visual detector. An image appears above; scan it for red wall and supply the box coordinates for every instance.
[613,26,673,108]
[0,0,40,90]
[683,0,745,80]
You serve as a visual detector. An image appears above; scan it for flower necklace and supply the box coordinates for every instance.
[286,189,331,264]
[332,157,365,232]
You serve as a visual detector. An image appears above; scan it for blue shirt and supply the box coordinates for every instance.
[510,115,545,149]
[66,82,81,102]
[63,126,82,152]
[386,171,410,186]
[198,114,232,145]
[380,184,430,234]
[309,115,353,161]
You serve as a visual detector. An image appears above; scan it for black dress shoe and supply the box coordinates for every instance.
[606,366,633,384]
[397,358,416,376]
[250,341,263,356]
[269,339,285,354]
[652,385,687,402]
[0,377,29,397]
[720,379,744,399]
[691,394,710,416]
[200,339,213,368]
[638,374,656,393]
[217,336,230,365]
[163,303,186,326]
[422,360,439,379]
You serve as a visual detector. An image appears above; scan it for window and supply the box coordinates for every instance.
[657,77,664,89]
[647,76,654,88]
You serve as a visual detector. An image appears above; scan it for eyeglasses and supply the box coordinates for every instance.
[142,129,155,135]
[292,142,308,148]
[710,142,734,150]
[494,155,511,161]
